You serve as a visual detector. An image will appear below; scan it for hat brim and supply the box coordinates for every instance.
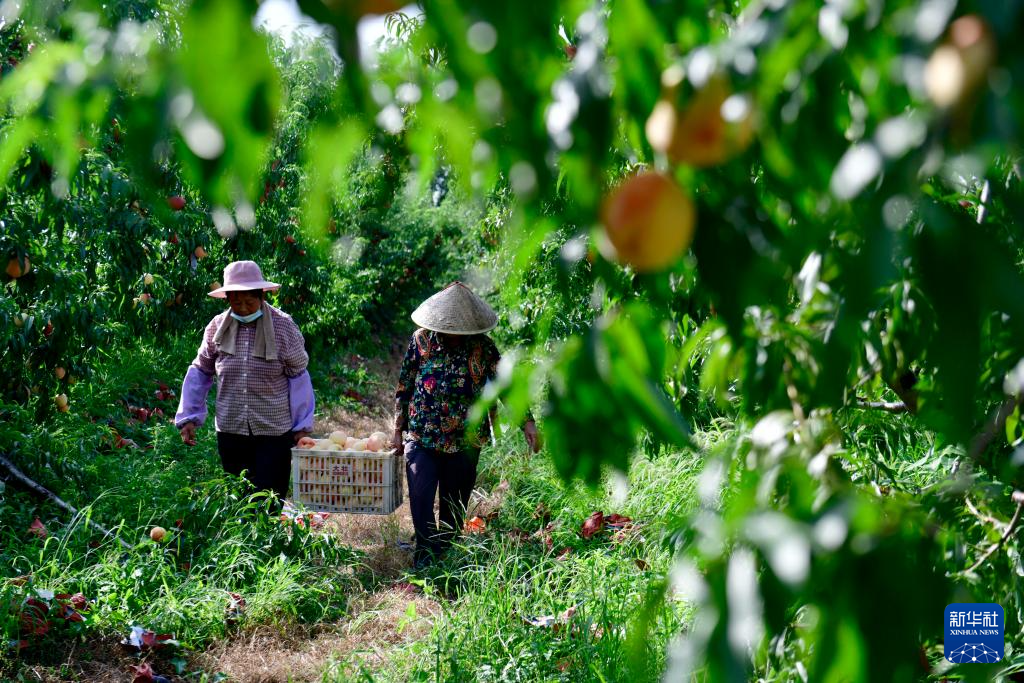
[208,281,281,298]
[411,309,497,335]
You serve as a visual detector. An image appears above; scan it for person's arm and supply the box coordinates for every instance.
[278,316,314,442]
[288,372,314,440]
[175,319,218,445]
[391,334,420,451]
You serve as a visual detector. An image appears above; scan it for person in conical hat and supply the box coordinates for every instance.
[392,281,540,568]
[174,260,315,501]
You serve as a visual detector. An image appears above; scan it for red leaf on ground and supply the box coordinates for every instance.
[556,659,572,672]
[28,517,47,538]
[605,513,632,527]
[154,633,176,648]
[580,511,604,539]
[70,593,88,610]
[464,516,487,534]
[130,662,155,683]
[392,581,420,594]
[555,547,572,561]
[20,598,49,636]
[60,606,85,622]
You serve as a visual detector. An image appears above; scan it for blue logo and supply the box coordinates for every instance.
[945,603,1004,664]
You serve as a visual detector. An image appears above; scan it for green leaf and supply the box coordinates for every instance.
[177,0,282,205]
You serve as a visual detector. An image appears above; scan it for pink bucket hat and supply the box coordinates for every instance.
[207,260,281,299]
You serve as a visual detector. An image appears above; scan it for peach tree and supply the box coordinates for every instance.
[5,0,1024,679]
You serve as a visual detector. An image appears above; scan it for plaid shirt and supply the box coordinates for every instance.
[179,306,310,436]
[394,329,501,453]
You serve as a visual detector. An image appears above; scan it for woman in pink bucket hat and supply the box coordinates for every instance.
[173,260,314,500]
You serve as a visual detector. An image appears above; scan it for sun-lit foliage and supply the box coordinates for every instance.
[4,0,1024,679]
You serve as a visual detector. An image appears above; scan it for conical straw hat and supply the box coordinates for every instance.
[411,282,498,335]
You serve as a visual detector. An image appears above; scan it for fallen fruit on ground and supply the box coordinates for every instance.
[600,171,696,272]
[581,510,604,539]
[149,526,166,542]
[194,245,207,259]
[28,517,47,538]
[465,516,487,534]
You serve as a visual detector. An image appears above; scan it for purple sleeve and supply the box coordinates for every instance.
[175,365,215,428]
[279,316,309,378]
[289,370,315,432]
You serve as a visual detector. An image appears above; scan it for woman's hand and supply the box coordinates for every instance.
[390,429,403,453]
[179,422,198,446]
[292,430,310,444]
[522,420,541,454]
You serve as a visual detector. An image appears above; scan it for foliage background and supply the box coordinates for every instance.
[3,0,1024,680]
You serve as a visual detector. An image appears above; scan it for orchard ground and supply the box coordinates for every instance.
[1,334,699,682]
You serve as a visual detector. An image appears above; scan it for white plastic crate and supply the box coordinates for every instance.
[290,446,404,514]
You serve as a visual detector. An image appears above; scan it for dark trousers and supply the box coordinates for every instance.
[216,431,293,500]
[405,441,479,563]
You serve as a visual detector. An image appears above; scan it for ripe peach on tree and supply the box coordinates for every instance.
[599,171,696,273]
[6,254,30,278]
[923,14,995,109]
[646,73,754,168]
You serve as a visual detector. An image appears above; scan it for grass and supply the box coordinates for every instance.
[321,434,703,682]
[0,335,380,680]
[1,330,710,681]
[7,333,1007,682]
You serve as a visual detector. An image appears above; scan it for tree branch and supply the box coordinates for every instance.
[855,399,910,413]
[0,453,131,549]
[884,371,919,414]
[963,496,1023,574]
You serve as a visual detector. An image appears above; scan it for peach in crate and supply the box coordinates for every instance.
[291,436,403,514]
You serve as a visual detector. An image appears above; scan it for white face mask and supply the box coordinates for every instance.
[230,309,264,323]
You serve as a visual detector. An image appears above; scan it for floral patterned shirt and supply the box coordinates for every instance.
[393,329,501,453]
